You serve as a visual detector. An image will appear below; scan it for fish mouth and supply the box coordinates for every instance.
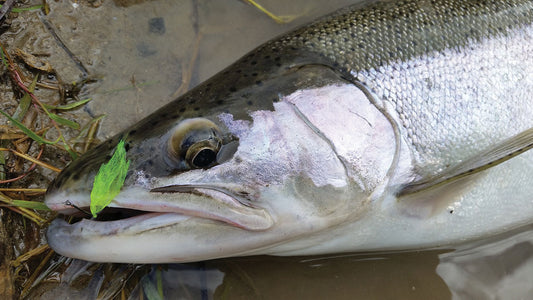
[46,184,274,233]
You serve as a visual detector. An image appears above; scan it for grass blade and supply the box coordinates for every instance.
[0,110,59,145]
[42,98,91,110]
[0,4,43,13]
[48,113,80,129]
[4,200,50,211]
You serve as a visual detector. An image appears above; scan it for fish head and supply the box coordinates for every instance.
[45,60,397,263]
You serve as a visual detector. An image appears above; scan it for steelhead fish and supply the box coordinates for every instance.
[46,0,533,263]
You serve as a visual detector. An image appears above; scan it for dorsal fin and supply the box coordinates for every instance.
[398,127,533,197]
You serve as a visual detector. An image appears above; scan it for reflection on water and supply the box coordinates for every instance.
[130,264,223,299]
[438,224,533,299]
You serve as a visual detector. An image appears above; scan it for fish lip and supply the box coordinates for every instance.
[150,184,256,208]
[46,212,194,259]
[48,212,191,237]
[143,184,273,230]
[45,184,273,231]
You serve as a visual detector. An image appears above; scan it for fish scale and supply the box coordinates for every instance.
[271,0,533,176]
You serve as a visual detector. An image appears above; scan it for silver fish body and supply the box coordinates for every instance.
[45,0,533,263]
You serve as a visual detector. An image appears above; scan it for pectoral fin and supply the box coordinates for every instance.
[398,127,533,197]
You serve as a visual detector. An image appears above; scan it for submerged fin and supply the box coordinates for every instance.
[398,127,533,197]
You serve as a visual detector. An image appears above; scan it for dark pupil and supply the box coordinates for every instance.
[193,149,217,168]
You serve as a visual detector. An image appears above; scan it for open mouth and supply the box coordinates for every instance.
[47,184,274,231]
[59,207,150,222]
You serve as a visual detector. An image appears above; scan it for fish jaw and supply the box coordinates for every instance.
[45,184,277,263]
[45,183,274,231]
[46,214,260,263]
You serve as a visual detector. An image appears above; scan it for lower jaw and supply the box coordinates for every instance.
[49,212,193,236]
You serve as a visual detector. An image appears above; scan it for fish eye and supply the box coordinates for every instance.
[185,139,219,168]
[167,118,222,169]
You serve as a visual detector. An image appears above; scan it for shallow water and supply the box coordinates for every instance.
[7,0,533,298]
[129,223,533,299]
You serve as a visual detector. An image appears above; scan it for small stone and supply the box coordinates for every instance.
[148,17,165,35]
